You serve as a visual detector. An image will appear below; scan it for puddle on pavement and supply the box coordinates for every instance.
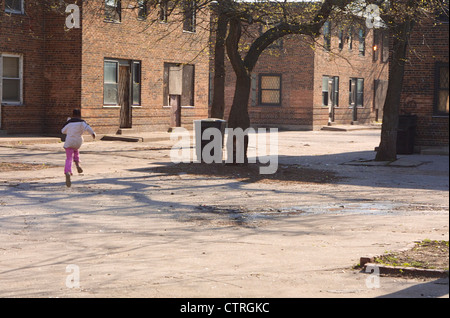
[180,202,447,228]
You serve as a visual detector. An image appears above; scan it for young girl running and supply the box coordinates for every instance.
[62,109,96,187]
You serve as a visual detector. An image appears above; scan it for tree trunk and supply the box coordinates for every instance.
[225,18,251,163]
[210,11,228,119]
[227,74,251,163]
[375,19,413,162]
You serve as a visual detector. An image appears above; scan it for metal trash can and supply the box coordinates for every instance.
[194,118,227,162]
[397,115,417,155]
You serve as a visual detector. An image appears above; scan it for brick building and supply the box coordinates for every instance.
[399,18,449,148]
[222,21,389,130]
[0,0,210,135]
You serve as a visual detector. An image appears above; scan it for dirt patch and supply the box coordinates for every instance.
[150,163,342,184]
[375,240,449,272]
[0,162,56,172]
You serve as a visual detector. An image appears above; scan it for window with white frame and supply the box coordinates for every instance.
[1,54,23,105]
[103,60,119,105]
[5,0,24,14]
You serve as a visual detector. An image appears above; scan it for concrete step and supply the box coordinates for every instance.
[116,128,138,136]
[101,135,143,142]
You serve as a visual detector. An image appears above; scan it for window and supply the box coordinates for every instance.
[137,0,148,20]
[350,78,364,107]
[358,27,366,56]
[103,59,141,106]
[435,63,449,115]
[259,74,281,106]
[105,0,121,23]
[373,29,380,62]
[163,63,195,106]
[132,61,141,105]
[183,0,196,33]
[322,76,339,107]
[104,60,119,105]
[322,76,329,106]
[338,28,344,51]
[348,27,353,51]
[1,54,23,105]
[5,0,24,14]
[323,21,331,52]
[381,30,389,63]
[159,0,169,23]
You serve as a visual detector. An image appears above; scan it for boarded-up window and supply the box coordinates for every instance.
[163,63,195,106]
[181,64,194,106]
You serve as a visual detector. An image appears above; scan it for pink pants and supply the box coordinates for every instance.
[64,148,80,174]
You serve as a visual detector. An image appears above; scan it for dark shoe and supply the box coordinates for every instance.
[76,164,83,174]
[65,173,72,188]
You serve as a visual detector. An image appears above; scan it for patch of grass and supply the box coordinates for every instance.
[374,240,449,270]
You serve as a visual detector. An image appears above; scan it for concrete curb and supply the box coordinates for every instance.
[363,262,449,279]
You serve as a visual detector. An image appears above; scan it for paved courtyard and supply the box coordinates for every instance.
[0,129,448,298]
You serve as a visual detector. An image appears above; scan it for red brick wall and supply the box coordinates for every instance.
[400,21,449,147]
[222,24,389,130]
[1,0,210,135]
[222,33,314,130]
[313,27,389,128]
[80,0,210,134]
[44,1,82,134]
[0,0,46,133]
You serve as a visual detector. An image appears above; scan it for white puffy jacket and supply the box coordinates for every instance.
[62,118,96,149]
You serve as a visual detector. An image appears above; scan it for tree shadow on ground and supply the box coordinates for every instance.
[141,162,343,185]
[377,278,449,298]
[130,147,449,191]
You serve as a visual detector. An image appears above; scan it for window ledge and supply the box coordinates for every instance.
[103,20,121,24]
[1,102,24,106]
[162,106,195,109]
[103,105,121,108]
[5,11,24,15]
